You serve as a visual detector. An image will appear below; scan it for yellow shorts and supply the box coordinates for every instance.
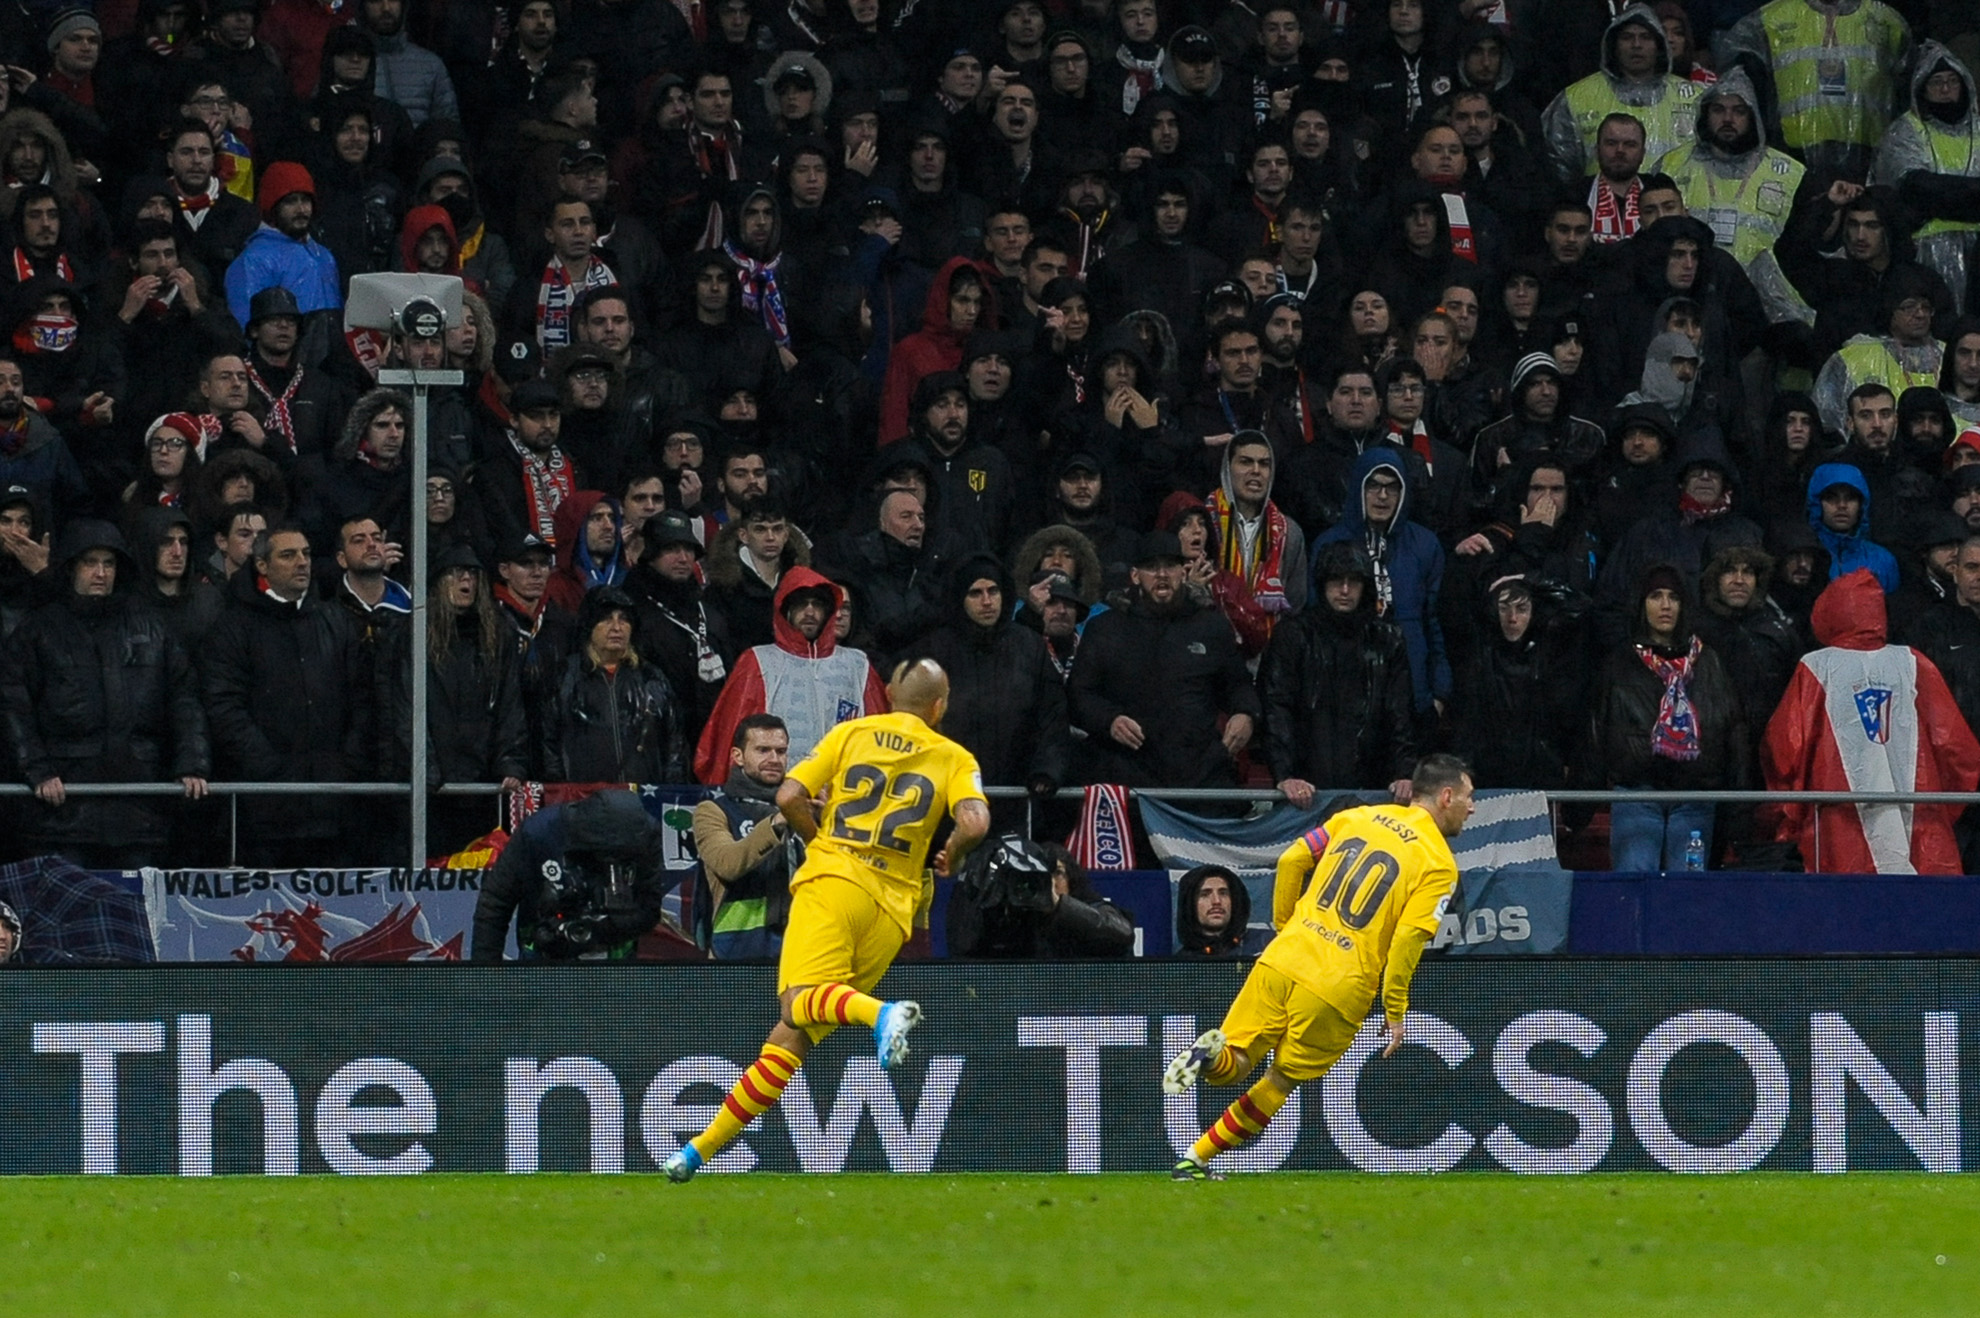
[777,874,905,999]
[1218,963,1363,1083]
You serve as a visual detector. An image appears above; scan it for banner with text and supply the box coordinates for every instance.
[1,960,1974,1174]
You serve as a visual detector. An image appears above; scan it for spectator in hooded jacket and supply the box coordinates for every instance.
[541,490,627,616]
[912,552,1070,825]
[1764,569,1980,874]
[1172,863,1265,958]
[1806,461,1901,592]
[539,583,685,783]
[1261,536,1420,808]
[1311,447,1451,719]
[693,567,888,784]
[0,519,209,868]
[878,255,995,444]
[1594,428,1764,646]
[1595,562,1747,871]
[1452,574,1591,789]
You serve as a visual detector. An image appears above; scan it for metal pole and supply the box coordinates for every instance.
[379,367,462,872]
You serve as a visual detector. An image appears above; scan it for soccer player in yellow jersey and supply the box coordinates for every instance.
[1162,753,1474,1180]
[665,659,990,1182]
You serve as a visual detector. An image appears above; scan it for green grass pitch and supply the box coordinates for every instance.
[2,1173,1975,1316]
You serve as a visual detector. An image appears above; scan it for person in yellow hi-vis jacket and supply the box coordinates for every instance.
[1162,753,1473,1180]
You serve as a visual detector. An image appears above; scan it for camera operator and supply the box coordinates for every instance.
[471,789,671,961]
[947,837,1133,960]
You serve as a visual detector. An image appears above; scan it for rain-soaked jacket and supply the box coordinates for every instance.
[1763,568,1980,873]
[1871,41,1980,315]
[1541,4,1703,181]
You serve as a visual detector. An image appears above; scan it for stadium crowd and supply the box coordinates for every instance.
[0,0,1974,888]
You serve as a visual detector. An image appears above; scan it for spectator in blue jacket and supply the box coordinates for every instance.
[1806,462,1900,593]
[224,162,342,330]
[1311,447,1451,719]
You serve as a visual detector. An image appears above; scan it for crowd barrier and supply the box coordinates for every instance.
[1,960,1970,1176]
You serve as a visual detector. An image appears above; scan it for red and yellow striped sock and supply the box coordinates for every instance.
[788,983,883,1031]
[1204,1046,1245,1086]
[1190,1075,1291,1165]
[689,1043,801,1161]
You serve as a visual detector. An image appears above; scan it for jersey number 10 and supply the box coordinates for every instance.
[1310,837,1403,931]
[829,766,937,855]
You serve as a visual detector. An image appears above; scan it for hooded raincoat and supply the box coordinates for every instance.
[1763,569,1980,873]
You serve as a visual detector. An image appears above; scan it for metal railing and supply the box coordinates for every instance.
[0,781,505,868]
[3,782,1973,870]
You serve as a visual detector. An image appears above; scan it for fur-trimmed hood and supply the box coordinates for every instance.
[335,388,414,463]
[1011,524,1103,606]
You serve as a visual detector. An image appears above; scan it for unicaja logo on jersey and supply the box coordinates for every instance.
[1853,687,1893,744]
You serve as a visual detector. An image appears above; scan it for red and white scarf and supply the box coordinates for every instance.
[724,242,790,345]
[534,255,617,349]
[247,362,302,454]
[510,432,575,544]
[1065,784,1137,869]
[175,179,221,228]
[12,248,71,284]
[690,125,741,250]
[1441,191,1477,263]
[1590,177,1641,244]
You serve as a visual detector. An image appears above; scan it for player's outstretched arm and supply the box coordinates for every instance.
[776,778,821,844]
[1379,924,1435,1057]
[936,799,991,877]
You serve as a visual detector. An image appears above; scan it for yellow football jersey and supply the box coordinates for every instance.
[784,711,987,936]
[1259,804,1459,1021]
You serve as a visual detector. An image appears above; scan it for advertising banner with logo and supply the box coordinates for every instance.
[0,961,1971,1175]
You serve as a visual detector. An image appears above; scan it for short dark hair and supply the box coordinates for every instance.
[1548,198,1592,222]
[1639,171,1681,196]
[250,521,309,563]
[213,500,266,540]
[1411,752,1471,799]
[545,193,594,225]
[1598,111,1646,139]
[721,441,768,473]
[1211,322,1259,356]
[575,286,631,321]
[739,493,788,525]
[166,117,215,153]
[1320,359,1374,393]
[733,712,787,749]
[1020,237,1068,267]
[1849,382,1896,408]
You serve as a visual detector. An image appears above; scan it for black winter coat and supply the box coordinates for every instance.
[824,528,949,666]
[539,652,686,784]
[382,617,529,788]
[1592,636,1747,791]
[1068,591,1262,789]
[1691,599,1802,751]
[201,570,372,841]
[916,619,1072,789]
[1452,601,1589,790]
[1257,603,1418,790]
[0,593,209,846]
[1901,601,1980,743]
